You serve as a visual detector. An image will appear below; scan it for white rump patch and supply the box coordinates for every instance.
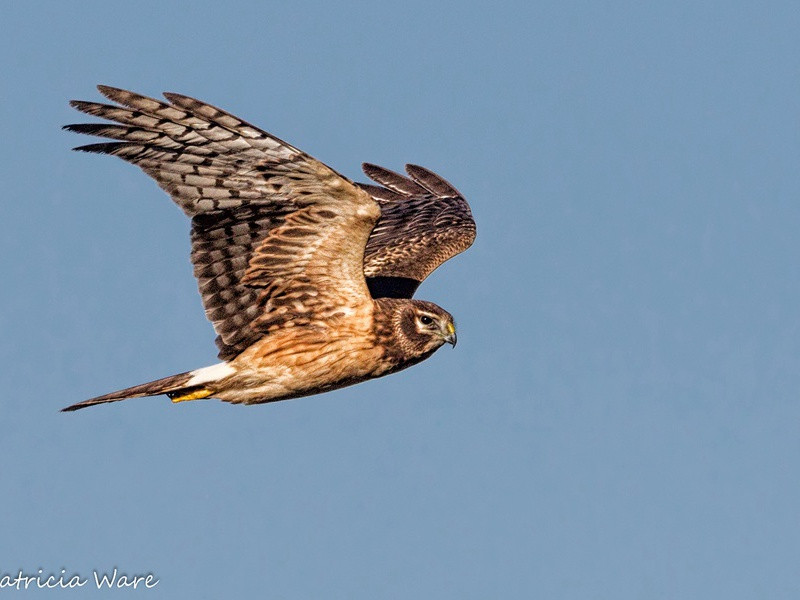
[187,362,236,387]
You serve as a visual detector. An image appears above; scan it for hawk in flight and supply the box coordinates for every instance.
[62,86,476,411]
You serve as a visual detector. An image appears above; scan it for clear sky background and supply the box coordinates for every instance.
[2,1,800,598]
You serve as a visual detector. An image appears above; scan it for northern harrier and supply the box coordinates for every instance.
[62,86,475,411]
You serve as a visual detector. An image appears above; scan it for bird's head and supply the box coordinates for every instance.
[392,299,457,358]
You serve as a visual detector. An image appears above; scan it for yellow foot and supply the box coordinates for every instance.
[170,388,213,403]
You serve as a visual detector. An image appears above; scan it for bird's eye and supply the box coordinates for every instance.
[419,315,434,326]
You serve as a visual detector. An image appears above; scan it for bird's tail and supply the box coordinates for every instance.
[61,363,234,412]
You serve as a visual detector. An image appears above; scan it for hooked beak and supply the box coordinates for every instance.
[443,322,457,347]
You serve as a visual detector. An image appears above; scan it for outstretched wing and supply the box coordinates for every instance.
[66,86,380,360]
[359,163,476,299]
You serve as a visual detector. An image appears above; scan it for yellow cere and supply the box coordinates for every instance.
[446,322,456,335]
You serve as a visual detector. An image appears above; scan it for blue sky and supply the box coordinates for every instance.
[2,1,800,597]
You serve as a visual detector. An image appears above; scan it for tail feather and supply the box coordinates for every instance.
[62,371,196,412]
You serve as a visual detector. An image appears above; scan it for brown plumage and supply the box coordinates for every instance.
[61,86,475,412]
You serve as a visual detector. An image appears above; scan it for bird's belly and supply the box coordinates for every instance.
[218,328,384,404]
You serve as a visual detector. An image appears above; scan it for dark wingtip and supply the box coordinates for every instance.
[67,99,112,119]
[70,142,124,154]
[405,164,461,197]
[97,84,124,99]
[63,123,98,134]
[361,162,381,179]
[162,91,187,103]
[361,163,428,195]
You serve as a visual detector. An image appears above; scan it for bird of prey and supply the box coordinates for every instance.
[61,86,475,412]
